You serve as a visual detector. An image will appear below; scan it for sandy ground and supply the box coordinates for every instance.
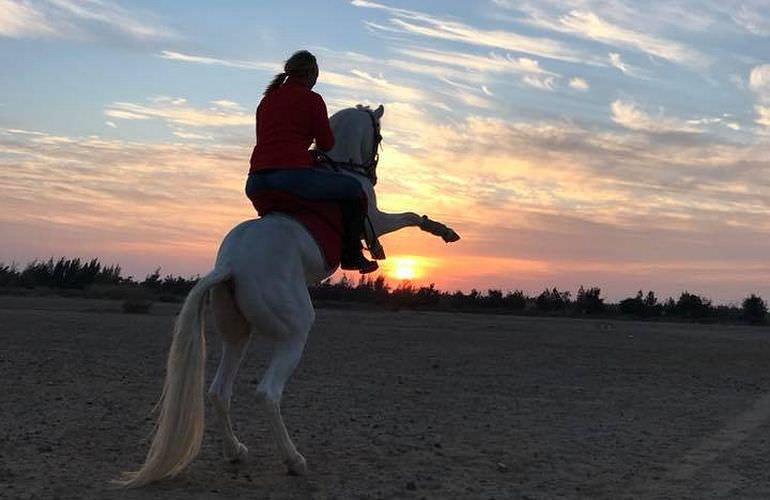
[2,295,770,499]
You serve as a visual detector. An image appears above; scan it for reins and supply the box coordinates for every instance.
[314,108,382,185]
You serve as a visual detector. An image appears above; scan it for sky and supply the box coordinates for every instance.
[1,0,770,303]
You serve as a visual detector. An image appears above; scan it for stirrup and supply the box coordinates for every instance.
[340,253,379,274]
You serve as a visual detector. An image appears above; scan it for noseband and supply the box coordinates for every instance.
[315,108,382,185]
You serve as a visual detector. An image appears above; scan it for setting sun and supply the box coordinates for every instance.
[384,256,424,281]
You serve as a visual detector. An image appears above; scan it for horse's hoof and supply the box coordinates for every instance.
[443,229,460,243]
[225,442,248,463]
[286,454,307,476]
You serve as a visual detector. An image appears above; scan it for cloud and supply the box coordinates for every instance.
[0,0,56,38]
[608,52,646,78]
[159,49,426,104]
[610,100,702,133]
[158,50,276,71]
[210,99,242,110]
[105,96,252,127]
[569,77,589,91]
[731,0,770,36]
[396,47,557,76]
[172,130,213,140]
[748,65,770,130]
[523,75,557,91]
[749,64,770,102]
[756,106,770,128]
[495,1,708,67]
[352,0,602,65]
[545,10,706,66]
[0,0,176,42]
[105,121,116,128]
[437,79,495,109]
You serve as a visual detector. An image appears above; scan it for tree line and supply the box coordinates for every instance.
[311,275,768,325]
[0,257,767,325]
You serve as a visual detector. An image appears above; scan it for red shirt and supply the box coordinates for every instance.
[249,77,335,172]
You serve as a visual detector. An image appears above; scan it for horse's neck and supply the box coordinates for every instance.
[328,114,368,164]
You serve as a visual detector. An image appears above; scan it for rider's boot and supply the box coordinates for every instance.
[339,199,379,273]
[341,241,378,274]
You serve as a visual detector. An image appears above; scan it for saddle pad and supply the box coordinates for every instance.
[249,190,343,270]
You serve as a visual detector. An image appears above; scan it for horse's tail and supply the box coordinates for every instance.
[115,266,232,488]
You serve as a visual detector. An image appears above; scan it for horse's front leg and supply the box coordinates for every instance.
[365,210,461,258]
[417,215,461,243]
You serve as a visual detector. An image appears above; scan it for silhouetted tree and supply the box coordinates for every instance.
[575,286,605,314]
[504,290,528,312]
[673,291,713,319]
[536,288,570,312]
[485,289,504,308]
[742,294,768,325]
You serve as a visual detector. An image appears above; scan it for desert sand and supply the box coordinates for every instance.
[2,295,770,499]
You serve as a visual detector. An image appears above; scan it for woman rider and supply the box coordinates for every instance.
[246,50,378,274]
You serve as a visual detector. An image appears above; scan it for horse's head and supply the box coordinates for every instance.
[326,104,384,185]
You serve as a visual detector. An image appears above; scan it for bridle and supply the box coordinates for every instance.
[314,108,382,185]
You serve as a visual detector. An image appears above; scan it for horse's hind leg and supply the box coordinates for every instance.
[247,293,314,475]
[258,331,310,475]
[208,283,251,463]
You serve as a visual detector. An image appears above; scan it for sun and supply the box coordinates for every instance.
[386,256,420,281]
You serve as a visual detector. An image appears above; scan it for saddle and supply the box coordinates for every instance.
[250,190,343,270]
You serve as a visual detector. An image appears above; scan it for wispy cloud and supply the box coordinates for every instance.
[749,64,770,101]
[610,100,702,133]
[569,77,589,91]
[539,10,706,66]
[608,52,646,78]
[522,75,558,91]
[105,97,252,127]
[353,0,602,65]
[397,47,557,77]
[493,0,709,67]
[0,0,177,41]
[749,65,770,130]
[159,49,426,103]
[158,50,275,71]
[731,0,770,36]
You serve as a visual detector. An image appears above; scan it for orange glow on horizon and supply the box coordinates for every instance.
[383,255,430,282]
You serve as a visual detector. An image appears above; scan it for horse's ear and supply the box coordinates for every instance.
[374,104,384,118]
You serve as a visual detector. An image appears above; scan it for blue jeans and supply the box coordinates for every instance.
[246,168,365,202]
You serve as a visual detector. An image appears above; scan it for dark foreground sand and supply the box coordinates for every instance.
[2,296,770,499]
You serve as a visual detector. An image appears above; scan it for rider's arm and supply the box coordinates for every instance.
[311,95,335,152]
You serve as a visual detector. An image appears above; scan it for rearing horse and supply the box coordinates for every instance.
[118,104,460,487]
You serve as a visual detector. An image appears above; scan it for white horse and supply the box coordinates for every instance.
[118,104,460,487]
